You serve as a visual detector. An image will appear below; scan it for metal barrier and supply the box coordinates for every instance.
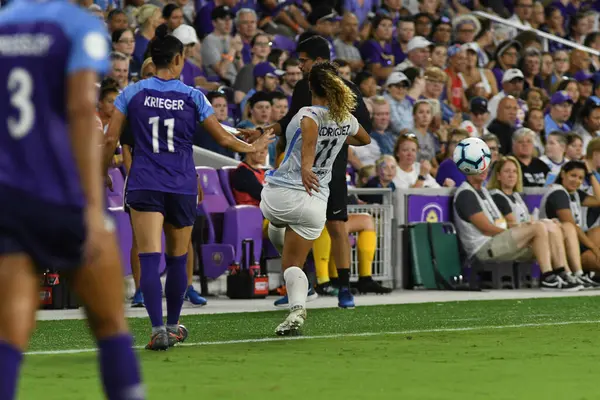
[347,187,395,284]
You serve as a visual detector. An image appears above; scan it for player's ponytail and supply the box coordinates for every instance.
[149,24,183,69]
[308,61,356,126]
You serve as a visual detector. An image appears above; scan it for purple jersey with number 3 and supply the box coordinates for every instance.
[114,77,214,195]
[0,0,110,208]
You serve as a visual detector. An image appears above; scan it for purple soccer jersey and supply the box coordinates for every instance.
[114,77,214,195]
[0,0,110,208]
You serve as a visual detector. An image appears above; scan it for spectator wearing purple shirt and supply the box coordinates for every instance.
[436,129,469,187]
[343,0,374,27]
[379,0,401,28]
[132,4,161,67]
[391,19,414,66]
[233,33,272,102]
[360,14,395,85]
[298,7,340,61]
[196,0,241,38]
[172,24,220,92]
[234,8,258,64]
[491,40,521,88]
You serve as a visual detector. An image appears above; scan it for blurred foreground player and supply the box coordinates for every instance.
[104,24,273,350]
[0,0,144,399]
[260,62,371,335]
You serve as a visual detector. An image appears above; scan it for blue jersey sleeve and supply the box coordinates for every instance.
[114,83,141,116]
[65,12,110,75]
[191,89,215,122]
[114,90,129,116]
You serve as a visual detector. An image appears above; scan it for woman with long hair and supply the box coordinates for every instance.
[488,157,596,288]
[392,133,441,189]
[112,28,140,79]
[261,61,371,336]
[104,25,273,350]
[132,4,162,66]
[459,42,498,99]
[359,13,395,84]
[411,100,441,164]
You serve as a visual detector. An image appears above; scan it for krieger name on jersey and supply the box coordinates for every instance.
[144,96,185,111]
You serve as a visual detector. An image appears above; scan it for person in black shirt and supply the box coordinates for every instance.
[487,96,518,155]
[511,127,549,187]
[240,36,372,307]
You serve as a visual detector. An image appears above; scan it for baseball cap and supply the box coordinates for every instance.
[574,70,594,83]
[211,5,234,20]
[550,90,573,105]
[470,97,488,114]
[407,36,432,52]
[385,71,409,87]
[502,68,524,83]
[172,24,198,46]
[308,6,341,25]
[253,62,284,78]
[462,42,480,53]
[447,44,464,58]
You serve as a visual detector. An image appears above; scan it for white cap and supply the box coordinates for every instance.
[462,42,480,53]
[502,68,524,83]
[385,71,409,86]
[172,24,199,46]
[407,36,432,53]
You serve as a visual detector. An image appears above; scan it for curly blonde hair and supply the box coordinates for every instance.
[309,61,357,125]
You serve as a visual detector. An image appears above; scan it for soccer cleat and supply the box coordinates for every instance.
[540,274,582,292]
[275,307,307,336]
[338,287,355,309]
[185,285,207,306]
[131,289,144,308]
[167,324,189,347]
[274,283,318,307]
[315,281,338,296]
[357,277,392,294]
[145,331,169,351]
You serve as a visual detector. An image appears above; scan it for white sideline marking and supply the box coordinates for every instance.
[25,319,600,356]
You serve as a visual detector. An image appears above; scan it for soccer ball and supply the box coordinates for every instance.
[453,137,492,175]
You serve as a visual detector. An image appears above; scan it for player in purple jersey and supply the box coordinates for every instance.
[0,0,144,399]
[104,25,273,351]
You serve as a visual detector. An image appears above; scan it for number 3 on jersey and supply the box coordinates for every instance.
[148,116,175,153]
[7,68,35,140]
[313,139,338,168]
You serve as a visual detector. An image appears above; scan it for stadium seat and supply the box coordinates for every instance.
[223,205,263,264]
[107,167,125,208]
[218,166,237,206]
[111,209,133,276]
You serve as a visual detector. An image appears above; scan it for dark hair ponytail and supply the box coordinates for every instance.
[149,24,183,69]
[556,160,586,186]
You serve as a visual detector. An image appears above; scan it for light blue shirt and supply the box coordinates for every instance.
[384,93,413,134]
[544,113,571,137]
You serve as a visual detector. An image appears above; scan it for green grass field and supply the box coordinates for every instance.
[21,296,600,399]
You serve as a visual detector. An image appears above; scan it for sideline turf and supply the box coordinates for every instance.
[20,296,600,399]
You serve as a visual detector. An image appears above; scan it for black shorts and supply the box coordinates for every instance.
[126,190,197,228]
[0,185,85,272]
[326,148,349,222]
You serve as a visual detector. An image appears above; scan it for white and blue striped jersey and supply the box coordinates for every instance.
[266,106,359,201]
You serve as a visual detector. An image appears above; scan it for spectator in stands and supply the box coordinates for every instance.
[411,99,440,162]
[98,85,119,132]
[270,91,288,123]
[202,6,244,85]
[233,34,273,103]
[488,96,518,155]
[393,133,441,188]
[343,0,374,27]
[393,19,416,64]
[544,91,574,136]
[360,14,395,84]
[550,50,570,86]
[582,138,600,191]
[162,3,183,32]
[460,42,498,100]
[512,127,550,186]
[542,7,566,52]
[460,96,490,137]
[112,29,139,79]
[280,59,302,101]
[193,90,237,159]
[569,49,592,78]
[587,33,600,73]
[483,133,501,164]
[524,108,545,154]
[453,164,579,291]
[574,96,600,149]
[422,67,454,122]
[436,128,468,187]
[452,15,479,45]
[238,91,272,131]
[523,88,546,112]
[505,0,534,39]
[430,16,452,46]
[299,7,340,59]
[566,133,584,161]
[487,156,594,287]
[567,13,590,45]
[109,51,129,90]
[171,25,217,91]
[106,9,128,34]
[540,131,568,183]
[520,48,544,91]
[195,0,238,38]
[395,36,432,72]
[231,148,268,206]
[235,8,258,64]
[491,40,521,88]
[488,68,527,127]
[445,45,469,112]
[384,71,413,134]
[239,62,284,115]
[132,5,161,67]
[355,71,378,98]
[361,155,397,204]
[369,97,396,155]
[540,52,555,91]
[429,44,447,69]
[380,0,402,26]
[414,13,434,38]
[540,160,600,274]
[473,20,494,67]
[333,59,352,82]
[334,13,364,73]
[575,70,595,109]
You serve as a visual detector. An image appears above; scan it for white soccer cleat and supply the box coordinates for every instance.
[275,307,307,336]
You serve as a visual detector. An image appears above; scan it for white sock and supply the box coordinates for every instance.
[284,266,308,310]
[268,223,285,255]
[574,270,584,277]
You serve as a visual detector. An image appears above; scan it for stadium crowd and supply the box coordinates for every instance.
[86,0,600,294]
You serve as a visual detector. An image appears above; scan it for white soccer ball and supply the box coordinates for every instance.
[453,137,492,175]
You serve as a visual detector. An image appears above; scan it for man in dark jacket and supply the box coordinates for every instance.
[487,96,518,155]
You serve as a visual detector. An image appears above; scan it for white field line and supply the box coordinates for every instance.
[25,319,600,356]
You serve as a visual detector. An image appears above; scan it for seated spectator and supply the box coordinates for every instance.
[539,52,555,93]
[193,91,236,158]
[541,6,566,54]
[581,138,600,193]
[393,133,440,189]
[395,36,432,72]
[460,42,498,100]
[566,133,584,161]
[512,127,550,187]
[132,4,161,66]
[429,44,448,69]
[422,66,454,123]
[361,155,397,204]
[487,156,593,286]
[452,14,479,44]
[355,71,378,99]
[383,71,413,134]
[280,58,302,102]
[238,91,272,130]
[445,45,468,112]
[411,100,440,162]
[540,131,568,183]
[240,62,284,116]
[108,51,129,90]
[172,24,219,91]
[112,29,140,79]
[162,3,184,32]
[298,7,339,58]
[231,148,268,206]
[392,19,416,64]
[575,71,594,108]
[360,14,395,84]
[487,68,527,127]
[488,96,518,155]
[268,92,289,163]
[549,50,570,87]
[452,166,579,291]
[370,97,396,155]
[436,128,468,187]
[540,160,600,273]
[430,17,452,46]
[519,48,544,91]
[460,97,490,137]
[555,78,580,118]
[523,88,547,113]
[356,165,376,187]
[98,84,119,132]
[334,59,352,82]
[106,9,128,34]
[334,13,364,74]
[524,108,545,155]
[491,40,521,89]
[482,133,501,166]
[233,33,272,103]
[573,96,600,150]
[544,91,574,137]
[234,8,258,65]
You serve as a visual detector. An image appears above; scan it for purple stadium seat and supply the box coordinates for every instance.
[223,205,263,263]
[218,166,237,206]
[107,168,125,207]
[196,166,229,213]
[346,165,356,186]
[272,34,297,53]
[111,209,133,276]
